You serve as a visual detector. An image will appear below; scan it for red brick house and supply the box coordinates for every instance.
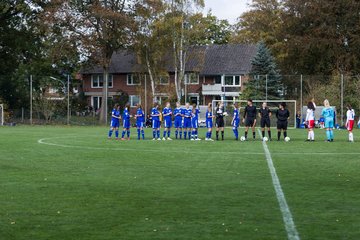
[80,44,256,114]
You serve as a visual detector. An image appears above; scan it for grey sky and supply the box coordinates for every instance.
[203,0,252,24]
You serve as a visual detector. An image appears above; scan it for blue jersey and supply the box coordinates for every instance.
[136,108,144,123]
[173,107,183,120]
[322,107,335,121]
[162,107,172,121]
[183,108,192,119]
[123,108,130,120]
[192,108,200,120]
[151,107,160,120]
[111,109,120,122]
[233,109,240,121]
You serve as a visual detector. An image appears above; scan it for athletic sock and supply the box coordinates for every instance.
[311,131,315,140]
[277,131,281,140]
[168,130,170,138]
[115,130,119,138]
[221,131,224,140]
[157,130,160,138]
[188,131,191,139]
[122,130,126,138]
[137,129,140,139]
[253,131,256,139]
[127,130,130,138]
[180,131,182,139]
[232,128,237,138]
[184,131,187,139]
[209,131,212,138]
[216,131,219,140]
[307,132,311,140]
[235,129,238,139]
[141,130,145,139]
[163,131,166,138]
[330,130,334,140]
[284,131,287,139]
[349,132,353,141]
[175,130,178,139]
[153,130,156,138]
[195,130,198,138]
[108,130,113,138]
[268,131,271,139]
[326,130,330,140]
[262,131,265,138]
[245,131,248,139]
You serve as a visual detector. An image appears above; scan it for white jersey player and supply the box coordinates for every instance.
[305,101,316,141]
[346,105,355,142]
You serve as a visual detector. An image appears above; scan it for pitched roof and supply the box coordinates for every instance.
[81,44,257,75]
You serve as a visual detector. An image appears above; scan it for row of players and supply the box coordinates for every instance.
[108,99,355,142]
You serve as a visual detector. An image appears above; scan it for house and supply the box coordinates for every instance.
[80,44,257,114]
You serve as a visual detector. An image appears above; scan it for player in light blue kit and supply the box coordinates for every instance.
[108,104,121,140]
[135,103,145,140]
[151,102,161,140]
[121,103,131,140]
[173,102,183,139]
[182,102,192,140]
[205,103,214,141]
[191,103,201,140]
[231,103,240,140]
[162,102,173,140]
[321,99,335,142]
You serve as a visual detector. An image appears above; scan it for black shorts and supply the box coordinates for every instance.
[261,118,271,128]
[277,120,288,130]
[216,118,224,128]
[245,118,256,127]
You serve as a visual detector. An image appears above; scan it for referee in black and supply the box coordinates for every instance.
[215,102,225,140]
[276,102,290,141]
[242,99,257,140]
[259,102,272,140]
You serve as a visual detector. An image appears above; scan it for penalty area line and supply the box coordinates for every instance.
[258,130,300,240]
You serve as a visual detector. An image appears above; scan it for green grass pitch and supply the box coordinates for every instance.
[1,126,359,240]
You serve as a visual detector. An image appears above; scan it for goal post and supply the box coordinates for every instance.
[0,104,3,126]
[211,100,297,128]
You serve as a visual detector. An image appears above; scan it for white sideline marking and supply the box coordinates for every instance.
[258,130,300,240]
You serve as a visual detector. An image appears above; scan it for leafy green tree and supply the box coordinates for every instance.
[243,42,282,100]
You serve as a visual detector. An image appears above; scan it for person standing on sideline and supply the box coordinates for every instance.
[259,102,272,141]
[243,99,257,140]
[305,101,316,142]
[135,103,145,140]
[321,99,335,142]
[108,104,121,140]
[345,105,355,142]
[276,102,290,141]
[205,103,214,141]
[162,102,173,140]
[215,102,225,140]
[296,111,301,128]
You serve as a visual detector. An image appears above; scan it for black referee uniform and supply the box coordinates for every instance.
[276,108,290,140]
[259,107,272,139]
[243,105,257,139]
[215,106,225,140]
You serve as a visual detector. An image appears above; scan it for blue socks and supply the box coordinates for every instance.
[175,130,178,139]
[115,130,119,138]
[233,128,238,139]
[108,130,113,138]
[167,130,170,138]
[141,130,145,139]
[137,129,140,139]
[153,130,156,138]
[121,130,125,138]
[157,130,160,138]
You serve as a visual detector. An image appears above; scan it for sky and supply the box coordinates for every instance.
[203,0,252,24]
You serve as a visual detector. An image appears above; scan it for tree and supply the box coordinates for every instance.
[242,42,282,100]
[45,0,135,124]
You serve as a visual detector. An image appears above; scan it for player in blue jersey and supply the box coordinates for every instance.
[191,104,201,140]
[135,103,145,140]
[121,103,131,140]
[205,103,214,141]
[321,99,335,142]
[231,103,240,140]
[108,104,121,140]
[183,102,192,139]
[162,102,173,140]
[173,102,183,139]
[151,102,161,140]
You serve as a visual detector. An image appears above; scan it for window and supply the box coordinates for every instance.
[214,76,221,84]
[127,74,140,85]
[224,75,241,86]
[159,76,170,85]
[91,74,113,88]
[92,96,102,110]
[129,95,140,107]
[185,73,199,84]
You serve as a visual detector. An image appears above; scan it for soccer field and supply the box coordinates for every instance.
[0,126,359,240]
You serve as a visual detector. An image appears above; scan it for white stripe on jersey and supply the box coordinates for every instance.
[347,109,355,121]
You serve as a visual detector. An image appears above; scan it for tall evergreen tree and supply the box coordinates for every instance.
[243,42,282,100]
